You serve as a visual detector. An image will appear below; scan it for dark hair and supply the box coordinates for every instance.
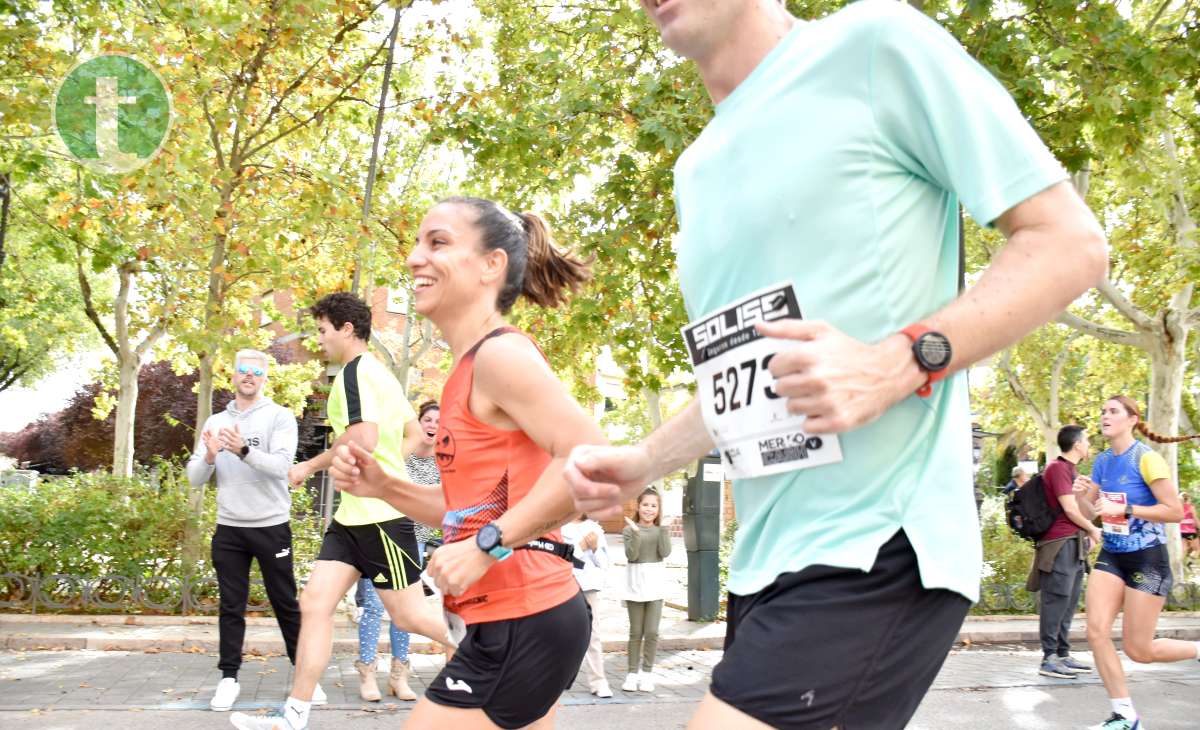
[1057,424,1086,454]
[1107,395,1200,444]
[440,196,591,314]
[636,488,662,527]
[310,292,371,341]
[417,400,440,420]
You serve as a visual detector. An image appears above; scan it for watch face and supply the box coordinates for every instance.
[915,333,952,370]
[476,523,500,551]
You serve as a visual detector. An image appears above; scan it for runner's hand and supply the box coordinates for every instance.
[201,430,220,464]
[1087,526,1102,546]
[1073,475,1096,497]
[330,442,388,500]
[287,461,313,488]
[426,538,495,597]
[1094,495,1125,518]
[753,320,922,434]
[565,444,653,520]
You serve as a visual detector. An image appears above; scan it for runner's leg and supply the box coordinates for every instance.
[292,560,360,700]
[1085,570,1128,699]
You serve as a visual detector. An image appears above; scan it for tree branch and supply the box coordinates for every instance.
[1056,310,1143,347]
[1096,277,1155,330]
[75,246,120,357]
[998,348,1049,432]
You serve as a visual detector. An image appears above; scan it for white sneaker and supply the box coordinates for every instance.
[621,673,639,692]
[230,708,304,730]
[637,672,655,692]
[310,683,327,706]
[210,677,240,711]
[592,683,613,699]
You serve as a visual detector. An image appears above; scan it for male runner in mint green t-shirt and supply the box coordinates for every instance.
[566,1,1108,728]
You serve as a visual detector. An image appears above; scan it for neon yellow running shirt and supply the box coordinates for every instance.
[326,352,415,525]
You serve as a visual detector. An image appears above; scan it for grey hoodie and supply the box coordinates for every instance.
[186,397,298,528]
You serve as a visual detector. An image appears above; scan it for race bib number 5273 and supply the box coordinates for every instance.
[682,282,842,480]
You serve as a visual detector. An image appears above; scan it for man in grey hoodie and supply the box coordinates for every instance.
[187,349,302,712]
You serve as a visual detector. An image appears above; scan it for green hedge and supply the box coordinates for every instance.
[0,463,324,613]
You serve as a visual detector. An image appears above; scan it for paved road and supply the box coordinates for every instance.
[2,647,1197,728]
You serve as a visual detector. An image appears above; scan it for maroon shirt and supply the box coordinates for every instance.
[1041,456,1079,541]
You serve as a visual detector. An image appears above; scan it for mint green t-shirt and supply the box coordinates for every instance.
[326,352,415,526]
[673,1,1066,602]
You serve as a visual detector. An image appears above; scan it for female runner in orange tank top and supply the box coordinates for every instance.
[331,197,607,730]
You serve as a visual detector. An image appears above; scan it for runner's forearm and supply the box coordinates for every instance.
[642,399,716,482]
[373,475,446,527]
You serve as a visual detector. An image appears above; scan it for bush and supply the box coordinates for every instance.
[975,495,1038,613]
[0,463,324,613]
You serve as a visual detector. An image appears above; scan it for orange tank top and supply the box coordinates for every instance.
[435,327,578,624]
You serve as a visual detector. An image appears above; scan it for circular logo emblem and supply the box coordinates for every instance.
[435,428,456,469]
[52,54,172,174]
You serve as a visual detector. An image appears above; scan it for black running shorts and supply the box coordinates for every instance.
[424,590,590,729]
[316,517,421,590]
[710,530,970,729]
[1094,544,1173,597]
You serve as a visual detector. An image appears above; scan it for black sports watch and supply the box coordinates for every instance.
[475,522,513,561]
[1124,503,1134,519]
[239,445,250,459]
[900,325,952,398]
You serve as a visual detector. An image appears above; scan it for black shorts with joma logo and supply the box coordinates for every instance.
[424,590,589,729]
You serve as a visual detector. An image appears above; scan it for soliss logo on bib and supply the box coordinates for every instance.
[682,281,843,480]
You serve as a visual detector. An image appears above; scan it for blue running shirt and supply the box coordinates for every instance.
[1091,440,1171,553]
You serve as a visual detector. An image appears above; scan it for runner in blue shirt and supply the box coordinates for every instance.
[1073,395,1200,729]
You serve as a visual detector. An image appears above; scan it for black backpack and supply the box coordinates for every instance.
[1005,473,1061,542]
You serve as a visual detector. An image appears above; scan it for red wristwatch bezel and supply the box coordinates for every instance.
[900,324,949,398]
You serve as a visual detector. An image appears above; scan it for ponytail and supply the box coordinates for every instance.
[1135,421,1200,444]
[518,212,592,310]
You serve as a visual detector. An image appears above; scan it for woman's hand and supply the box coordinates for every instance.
[426,538,496,596]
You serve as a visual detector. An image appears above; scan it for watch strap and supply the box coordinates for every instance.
[899,324,949,398]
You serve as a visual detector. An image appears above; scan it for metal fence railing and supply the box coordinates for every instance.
[0,573,270,614]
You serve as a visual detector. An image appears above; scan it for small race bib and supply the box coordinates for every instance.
[681,282,843,480]
[1100,491,1129,536]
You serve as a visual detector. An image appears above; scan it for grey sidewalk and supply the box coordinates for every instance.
[1,647,1197,714]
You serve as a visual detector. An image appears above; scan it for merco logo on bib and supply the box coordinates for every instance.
[682,282,843,480]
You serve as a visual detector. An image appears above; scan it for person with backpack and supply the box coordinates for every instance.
[1025,425,1101,679]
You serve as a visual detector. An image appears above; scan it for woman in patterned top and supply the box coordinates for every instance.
[1073,395,1199,730]
[406,401,443,554]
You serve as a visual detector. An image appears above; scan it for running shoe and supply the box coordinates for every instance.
[1038,657,1077,679]
[1088,712,1141,730]
[1060,655,1093,672]
[210,677,240,711]
[229,708,305,730]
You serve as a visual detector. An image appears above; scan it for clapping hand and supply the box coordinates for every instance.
[623,516,639,532]
[218,424,244,454]
[201,430,220,464]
